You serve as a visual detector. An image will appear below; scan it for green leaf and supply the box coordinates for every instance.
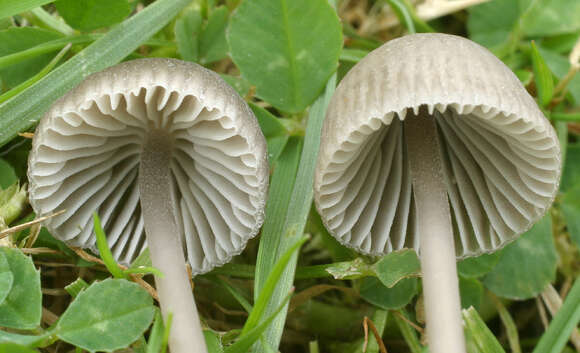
[221,74,251,97]
[146,310,165,353]
[0,0,52,19]
[64,277,89,298]
[532,277,580,353]
[56,278,155,352]
[483,215,557,299]
[204,330,224,353]
[93,212,129,279]
[227,0,342,113]
[252,75,336,352]
[463,307,506,353]
[359,277,418,310]
[0,250,14,305]
[324,257,374,280]
[0,183,27,226]
[458,253,500,279]
[240,236,307,336]
[0,27,62,88]
[225,291,293,353]
[250,103,289,164]
[393,309,422,353]
[0,330,49,347]
[0,159,17,190]
[0,343,38,353]
[373,249,421,288]
[199,6,229,64]
[536,46,580,104]
[0,0,192,148]
[0,248,41,330]
[467,0,521,48]
[175,5,203,62]
[459,277,484,311]
[531,41,554,107]
[519,0,580,37]
[561,143,580,192]
[561,185,580,249]
[55,0,131,31]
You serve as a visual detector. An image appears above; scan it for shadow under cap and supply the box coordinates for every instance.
[28,58,269,275]
[314,33,561,259]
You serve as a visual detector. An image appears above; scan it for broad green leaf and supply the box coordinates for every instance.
[532,277,580,353]
[325,257,374,280]
[520,0,580,37]
[56,279,155,352]
[458,253,500,278]
[0,248,41,329]
[199,6,229,64]
[373,249,420,288]
[0,0,52,19]
[459,277,484,310]
[463,307,506,353]
[0,27,62,88]
[537,46,580,104]
[467,0,521,48]
[221,74,251,97]
[561,185,580,248]
[227,0,342,113]
[55,0,131,31]
[359,277,418,310]
[561,143,580,192]
[0,250,13,304]
[0,330,50,347]
[175,5,203,62]
[175,5,229,65]
[531,41,554,107]
[483,216,557,299]
[0,343,38,353]
[0,159,16,189]
[0,0,192,148]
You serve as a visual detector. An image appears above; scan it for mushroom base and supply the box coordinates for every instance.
[139,130,208,353]
[404,110,466,353]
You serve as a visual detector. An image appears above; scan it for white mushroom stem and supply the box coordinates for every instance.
[404,111,466,353]
[139,130,208,353]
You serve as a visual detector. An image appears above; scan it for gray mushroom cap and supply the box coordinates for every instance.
[28,58,269,275]
[314,33,561,259]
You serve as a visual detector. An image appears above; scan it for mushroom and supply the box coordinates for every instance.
[27,58,269,353]
[314,33,561,352]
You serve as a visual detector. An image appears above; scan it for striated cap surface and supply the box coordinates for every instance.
[314,33,561,259]
[28,58,269,275]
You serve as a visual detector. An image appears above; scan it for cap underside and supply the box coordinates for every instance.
[28,59,268,275]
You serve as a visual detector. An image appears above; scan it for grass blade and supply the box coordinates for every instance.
[463,307,506,353]
[241,236,308,336]
[0,0,191,147]
[533,277,580,353]
[0,0,52,19]
[531,41,554,107]
[93,213,127,279]
[253,75,336,352]
[225,291,294,353]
